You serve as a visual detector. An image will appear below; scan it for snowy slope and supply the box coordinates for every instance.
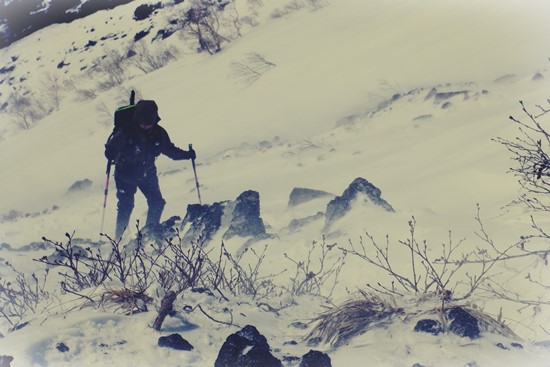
[1,0,550,366]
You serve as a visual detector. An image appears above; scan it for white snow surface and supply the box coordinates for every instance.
[0,0,550,366]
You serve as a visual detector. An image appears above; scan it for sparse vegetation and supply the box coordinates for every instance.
[127,42,179,74]
[230,52,276,86]
[495,100,550,211]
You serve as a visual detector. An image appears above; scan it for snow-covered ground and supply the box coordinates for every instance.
[1,0,550,366]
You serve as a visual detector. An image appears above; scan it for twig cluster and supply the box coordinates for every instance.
[494,100,550,211]
[285,236,345,298]
[0,264,50,328]
[342,210,549,307]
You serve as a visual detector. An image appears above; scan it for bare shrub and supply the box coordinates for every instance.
[40,73,62,110]
[180,0,231,54]
[0,264,51,328]
[270,0,305,19]
[5,91,49,129]
[221,0,243,38]
[495,100,550,211]
[100,287,153,315]
[230,52,276,85]
[284,236,345,298]
[95,48,127,90]
[307,0,329,10]
[127,42,179,74]
[75,89,98,101]
[204,243,282,300]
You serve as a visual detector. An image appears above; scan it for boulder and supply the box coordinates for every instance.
[158,334,194,351]
[288,188,334,207]
[223,191,266,240]
[66,179,93,194]
[0,356,13,367]
[181,203,225,242]
[414,319,442,335]
[214,325,282,367]
[300,350,332,367]
[447,307,480,339]
[324,177,394,229]
[180,190,267,243]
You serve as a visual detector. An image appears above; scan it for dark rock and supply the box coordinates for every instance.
[414,319,442,335]
[433,91,468,103]
[191,287,214,296]
[288,188,334,207]
[0,355,13,367]
[412,364,427,367]
[283,355,301,364]
[214,325,282,367]
[84,40,97,49]
[56,342,69,353]
[290,321,309,330]
[300,350,332,367]
[134,30,150,42]
[153,28,176,41]
[425,87,438,100]
[18,241,52,251]
[12,322,29,331]
[0,243,12,250]
[223,191,266,240]
[0,66,15,75]
[532,72,544,81]
[134,3,163,21]
[158,333,194,351]
[447,307,480,339]
[412,114,432,121]
[57,61,70,69]
[324,177,394,230]
[441,101,452,109]
[511,342,523,349]
[181,202,225,242]
[496,342,509,350]
[66,178,93,193]
[306,337,322,347]
[283,340,298,346]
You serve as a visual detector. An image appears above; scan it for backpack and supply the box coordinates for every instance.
[109,90,136,140]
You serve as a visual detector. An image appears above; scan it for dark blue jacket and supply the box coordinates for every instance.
[105,124,192,181]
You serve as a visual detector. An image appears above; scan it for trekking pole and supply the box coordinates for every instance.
[189,144,202,205]
[100,160,113,235]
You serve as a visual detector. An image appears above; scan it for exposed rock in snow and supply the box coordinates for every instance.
[324,177,394,230]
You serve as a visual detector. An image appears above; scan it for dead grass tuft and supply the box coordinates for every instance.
[305,290,404,347]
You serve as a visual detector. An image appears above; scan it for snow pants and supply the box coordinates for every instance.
[114,172,166,239]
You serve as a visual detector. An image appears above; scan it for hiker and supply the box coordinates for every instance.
[105,100,196,238]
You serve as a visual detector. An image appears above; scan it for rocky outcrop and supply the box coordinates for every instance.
[223,191,266,240]
[324,177,394,230]
[181,203,225,242]
[66,178,93,194]
[288,188,334,207]
[180,190,266,243]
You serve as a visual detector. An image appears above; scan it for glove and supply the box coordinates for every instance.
[188,147,196,160]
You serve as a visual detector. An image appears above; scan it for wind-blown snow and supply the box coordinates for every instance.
[0,0,550,366]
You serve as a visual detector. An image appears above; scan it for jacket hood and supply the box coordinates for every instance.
[133,100,161,125]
